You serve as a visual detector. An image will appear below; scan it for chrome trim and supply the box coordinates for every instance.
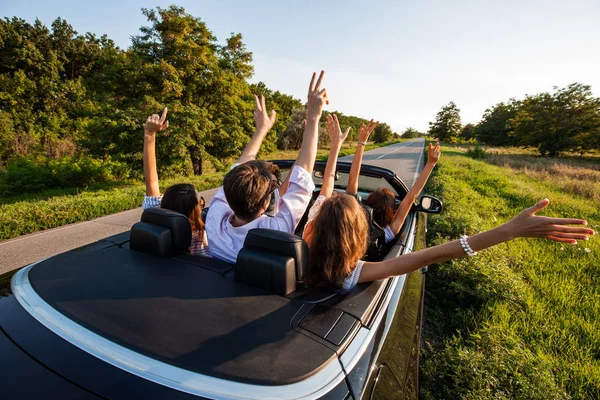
[11,265,346,400]
[339,217,417,372]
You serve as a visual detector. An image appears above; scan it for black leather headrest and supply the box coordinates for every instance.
[140,208,192,250]
[130,222,174,256]
[235,229,309,296]
[130,208,191,256]
[243,229,308,281]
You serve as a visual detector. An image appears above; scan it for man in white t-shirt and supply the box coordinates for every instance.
[206,71,329,263]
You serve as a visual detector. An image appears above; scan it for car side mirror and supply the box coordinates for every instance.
[416,195,442,214]
[313,170,339,180]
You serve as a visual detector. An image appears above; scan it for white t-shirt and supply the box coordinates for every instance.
[206,165,315,264]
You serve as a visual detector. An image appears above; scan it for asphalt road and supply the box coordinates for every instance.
[0,138,425,275]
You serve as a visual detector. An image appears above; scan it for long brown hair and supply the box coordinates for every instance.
[161,183,205,238]
[305,193,369,288]
[364,188,395,227]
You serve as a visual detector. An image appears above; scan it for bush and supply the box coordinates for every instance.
[2,155,132,194]
[466,145,488,159]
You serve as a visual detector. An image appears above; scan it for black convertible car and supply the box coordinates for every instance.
[0,160,441,399]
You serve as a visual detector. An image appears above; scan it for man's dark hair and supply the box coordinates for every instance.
[223,160,276,220]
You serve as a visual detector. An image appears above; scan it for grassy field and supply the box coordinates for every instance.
[420,145,600,399]
[0,139,404,241]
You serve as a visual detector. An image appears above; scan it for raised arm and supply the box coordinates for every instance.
[237,94,276,165]
[346,120,378,195]
[143,108,169,196]
[359,199,594,283]
[387,142,440,235]
[320,114,349,198]
[279,72,327,196]
[294,71,328,174]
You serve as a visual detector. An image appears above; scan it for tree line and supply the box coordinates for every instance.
[428,84,600,156]
[0,5,398,192]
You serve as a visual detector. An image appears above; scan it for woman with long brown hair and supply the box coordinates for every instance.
[304,118,594,292]
[306,194,594,292]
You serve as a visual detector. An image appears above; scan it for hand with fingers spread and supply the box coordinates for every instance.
[505,199,594,244]
[307,71,328,120]
[358,119,378,144]
[144,108,169,137]
[253,94,277,135]
[427,142,441,164]
[326,114,350,149]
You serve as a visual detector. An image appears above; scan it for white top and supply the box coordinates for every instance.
[384,225,395,243]
[305,195,365,294]
[206,165,315,264]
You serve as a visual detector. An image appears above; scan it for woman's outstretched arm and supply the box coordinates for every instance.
[143,108,169,197]
[346,119,378,195]
[387,142,440,235]
[359,199,594,282]
[320,114,349,198]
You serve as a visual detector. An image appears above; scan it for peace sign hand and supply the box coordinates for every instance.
[307,70,328,119]
[144,108,169,137]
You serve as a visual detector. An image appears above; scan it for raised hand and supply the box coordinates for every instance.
[506,199,594,244]
[358,119,378,143]
[254,94,277,134]
[427,142,441,164]
[307,71,328,119]
[144,108,169,136]
[326,114,350,148]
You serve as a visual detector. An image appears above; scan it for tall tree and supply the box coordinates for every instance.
[428,102,462,143]
[512,84,600,156]
[475,99,521,146]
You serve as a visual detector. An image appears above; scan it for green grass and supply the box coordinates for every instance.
[420,145,600,399]
[0,139,405,241]
[0,172,226,241]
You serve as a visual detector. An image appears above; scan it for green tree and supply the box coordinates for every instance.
[372,122,394,143]
[402,127,422,138]
[461,123,477,141]
[475,100,521,146]
[512,84,600,156]
[428,102,462,143]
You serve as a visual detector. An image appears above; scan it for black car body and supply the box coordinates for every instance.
[0,160,438,399]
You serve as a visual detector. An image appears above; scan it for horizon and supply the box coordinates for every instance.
[1,0,599,134]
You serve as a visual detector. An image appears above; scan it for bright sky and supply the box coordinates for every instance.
[2,0,599,133]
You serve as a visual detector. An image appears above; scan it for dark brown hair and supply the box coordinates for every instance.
[161,183,205,236]
[364,187,396,227]
[223,160,277,220]
[305,193,369,288]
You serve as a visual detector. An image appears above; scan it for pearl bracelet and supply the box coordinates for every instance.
[358,141,367,146]
[459,235,477,257]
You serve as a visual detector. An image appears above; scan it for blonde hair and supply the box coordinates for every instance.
[305,193,369,288]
